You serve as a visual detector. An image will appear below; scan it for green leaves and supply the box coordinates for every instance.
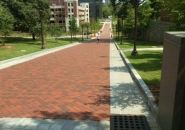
[3,0,50,35]
[102,4,113,18]
[164,0,185,30]
[138,1,153,28]
[69,17,78,33]
[0,4,14,45]
[49,23,62,40]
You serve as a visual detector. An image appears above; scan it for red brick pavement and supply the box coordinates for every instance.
[0,23,111,121]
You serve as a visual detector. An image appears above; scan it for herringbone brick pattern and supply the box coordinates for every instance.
[0,24,111,121]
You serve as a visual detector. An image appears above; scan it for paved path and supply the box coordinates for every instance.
[0,21,160,130]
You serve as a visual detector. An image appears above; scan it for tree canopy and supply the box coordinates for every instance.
[2,0,51,39]
[0,3,14,45]
[163,0,185,30]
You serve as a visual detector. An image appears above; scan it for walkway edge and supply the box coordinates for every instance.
[112,39,158,121]
[0,42,81,70]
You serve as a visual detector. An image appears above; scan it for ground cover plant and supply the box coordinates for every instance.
[115,38,163,49]
[124,51,162,104]
[116,39,163,104]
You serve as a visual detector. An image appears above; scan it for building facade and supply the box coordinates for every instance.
[50,0,89,31]
[104,0,110,5]
[78,0,102,21]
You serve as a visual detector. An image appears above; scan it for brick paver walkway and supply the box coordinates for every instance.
[0,24,111,121]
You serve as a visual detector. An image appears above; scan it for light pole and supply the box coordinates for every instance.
[36,0,45,49]
[39,10,45,49]
[53,4,55,24]
[118,19,120,41]
[94,19,95,37]
[69,20,72,43]
[91,23,92,35]
[87,24,89,39]
[82,24,84,41]
[120,15,124,44]
[131,0,139,56]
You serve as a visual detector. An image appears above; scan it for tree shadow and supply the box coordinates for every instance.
[110,82,149,113]
[131,59,162,72]
[102,66,129,72]
[82,38,111,44]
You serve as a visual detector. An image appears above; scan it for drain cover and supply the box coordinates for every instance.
[110,115,150,130]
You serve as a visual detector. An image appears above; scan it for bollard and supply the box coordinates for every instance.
[157,32,185,130]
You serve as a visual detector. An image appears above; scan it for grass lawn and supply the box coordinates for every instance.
[0,36,85,61]
[124,50,163,104]
[115,38,164,104]
[115,38,163,49]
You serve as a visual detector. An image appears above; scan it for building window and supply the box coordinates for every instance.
[68,3,70,6]
[71,3,73,6]
[72,9,73,12]
[68,9,70,12]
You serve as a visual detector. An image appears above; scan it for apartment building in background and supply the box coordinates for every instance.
[50,0,89,31]
[104,0,110,5]
[78,0,102,21]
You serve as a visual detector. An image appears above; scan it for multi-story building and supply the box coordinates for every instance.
[78,0,102,22]
[104,0,110,5]
[50,0,89,31]
[79,3,89,23]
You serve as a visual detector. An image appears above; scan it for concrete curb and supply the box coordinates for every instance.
[112,39,158,121]
[0,42,81,70]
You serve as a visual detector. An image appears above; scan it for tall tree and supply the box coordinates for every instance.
[122,4,135,39]
[0,3,14,46]
[149,0,162,20]
[69,17,78,41]
[3,0,50,40]
[102,4,113,18]
[49,23,62,42]
[138,1,153,38]
[163,0,185,30]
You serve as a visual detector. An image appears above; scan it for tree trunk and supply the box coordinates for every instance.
[32,33,36,40]
[1,39,5,46]
[118,31,120,41]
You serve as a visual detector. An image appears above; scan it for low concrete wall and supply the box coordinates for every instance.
[113,40,158,121]
[145,20,174,43]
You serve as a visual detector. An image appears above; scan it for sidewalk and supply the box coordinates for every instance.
[0,22,159,130]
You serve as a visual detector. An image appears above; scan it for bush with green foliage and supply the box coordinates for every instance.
[49,23,62,41]
[0,4,14,45]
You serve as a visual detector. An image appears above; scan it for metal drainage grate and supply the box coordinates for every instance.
[110,115,150,130]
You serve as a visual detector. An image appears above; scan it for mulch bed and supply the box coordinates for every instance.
[147,84,160,105]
